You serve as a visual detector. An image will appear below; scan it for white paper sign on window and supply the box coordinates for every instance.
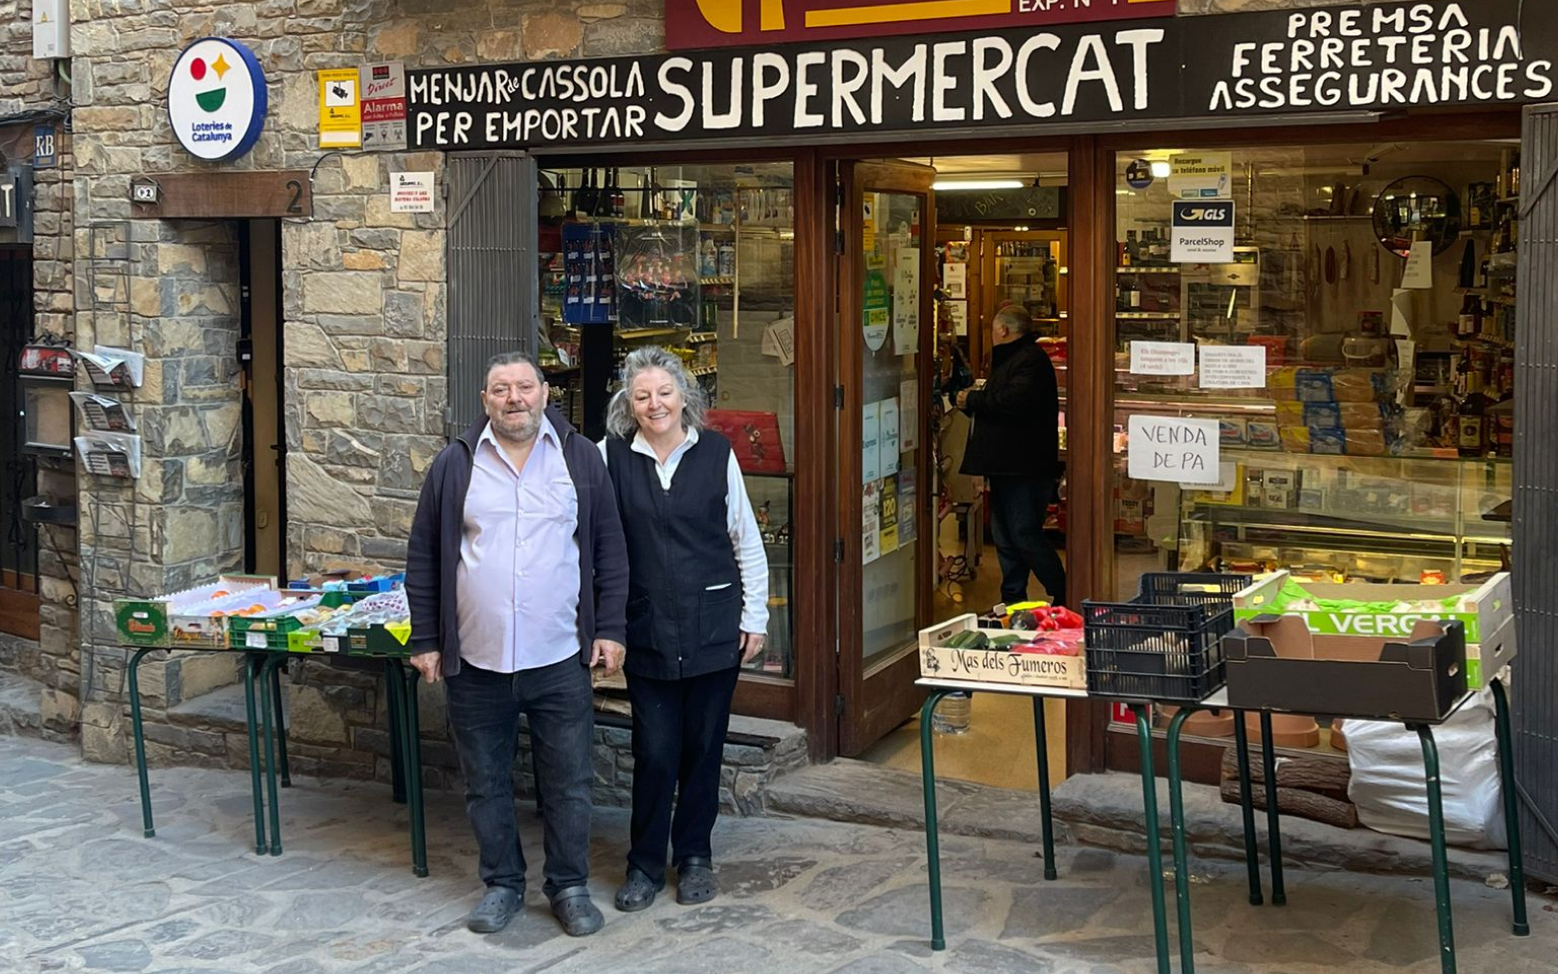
[879,398,900,476]
[893,248,920,355]
[1127,415,1221,485]
[1198,345,1266,389]
[862,402,881,484]
[899,379,919,451]
[1130,341,1196,376]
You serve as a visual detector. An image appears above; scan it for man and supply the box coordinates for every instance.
[956,306,1066,608]
[406,350,628,937]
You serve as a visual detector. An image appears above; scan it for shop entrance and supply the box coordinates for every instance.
[838,153,1071,783]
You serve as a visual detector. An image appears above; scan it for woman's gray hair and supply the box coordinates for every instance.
[605,345,709,439]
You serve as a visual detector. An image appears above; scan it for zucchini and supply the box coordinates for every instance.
[989,633,1023,649]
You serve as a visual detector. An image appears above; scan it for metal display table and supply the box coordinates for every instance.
[916,678,1279,974]
[1163,681,1528,974]
[124,645,428,876]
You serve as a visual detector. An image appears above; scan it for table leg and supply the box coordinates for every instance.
[920,690,951,952]
[399,662,429,878]
[1489,679,1529,937]
[1132,703,1172,974]
[384,659,406,805]
[1231,710,1263,906]
[1031,696,1057,881]
[242,654,266,855]
[1166,708,1198,974]
[258,656,284,856]
[1416,725,1457,974]
[271,660,291,788]
[126,647,158,839]
[1258,711,1286,906]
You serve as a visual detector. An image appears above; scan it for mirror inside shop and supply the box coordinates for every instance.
[1109,139,1518,756]
[537,163,798,681]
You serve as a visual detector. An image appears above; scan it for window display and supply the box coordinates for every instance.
[1109,140,1518,756]
[539,163,798,679]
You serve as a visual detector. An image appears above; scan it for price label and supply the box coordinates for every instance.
[322,635,342,653]
[246,631,268,649]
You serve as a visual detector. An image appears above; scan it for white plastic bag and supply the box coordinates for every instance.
[1343,687,1507,850]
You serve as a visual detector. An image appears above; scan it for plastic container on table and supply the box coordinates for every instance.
[1082,573,1250,702]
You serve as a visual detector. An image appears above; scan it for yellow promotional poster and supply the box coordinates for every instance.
[317,68,361,148]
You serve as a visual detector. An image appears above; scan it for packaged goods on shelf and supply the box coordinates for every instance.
[1268,367,1396,403]
[227,591,362,651]
[1278,425,1389,456]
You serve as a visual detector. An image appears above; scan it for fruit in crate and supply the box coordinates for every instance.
[1013,631,1084,657]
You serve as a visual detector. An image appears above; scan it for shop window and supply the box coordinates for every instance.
[539,163,798,681]
[1110,141,1517,755]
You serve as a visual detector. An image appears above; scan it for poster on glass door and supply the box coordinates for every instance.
[892,248,919,354]
[862,480,881,565]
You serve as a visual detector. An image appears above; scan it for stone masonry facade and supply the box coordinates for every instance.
[0,0,1355,801]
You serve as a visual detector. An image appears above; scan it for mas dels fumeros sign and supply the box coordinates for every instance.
[408,0,1558,150]
[168,38,268,161]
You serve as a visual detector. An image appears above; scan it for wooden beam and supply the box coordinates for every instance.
[130,171,313,219]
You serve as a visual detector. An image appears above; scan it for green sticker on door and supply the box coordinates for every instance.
[863,269,890,351]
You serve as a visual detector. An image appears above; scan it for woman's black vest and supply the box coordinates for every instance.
[605,430,742,680]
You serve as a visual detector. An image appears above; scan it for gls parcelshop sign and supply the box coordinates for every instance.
[168,38,268,162]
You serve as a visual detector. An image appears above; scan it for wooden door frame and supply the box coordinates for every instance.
[834,159,938,757]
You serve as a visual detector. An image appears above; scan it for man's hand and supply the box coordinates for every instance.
[956,390,970,410]
[410,650,442,684]
[591,639,626,677]
[740,632,766,665]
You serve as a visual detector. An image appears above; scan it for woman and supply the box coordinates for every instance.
[597,346,769,912]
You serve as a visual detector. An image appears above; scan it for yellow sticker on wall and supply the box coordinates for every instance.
[318,68,361,148]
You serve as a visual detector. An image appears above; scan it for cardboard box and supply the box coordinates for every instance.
[1234,572,1511,644]
[918,613,1086,690]
[114,575,276,648]
[1225,615,1467,722]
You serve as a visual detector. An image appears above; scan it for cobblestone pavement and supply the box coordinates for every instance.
[2,735,1554,974]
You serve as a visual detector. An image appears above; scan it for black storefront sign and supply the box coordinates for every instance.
[409,0,1556,151]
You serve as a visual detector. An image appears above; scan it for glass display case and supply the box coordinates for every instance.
[538,163,798,680]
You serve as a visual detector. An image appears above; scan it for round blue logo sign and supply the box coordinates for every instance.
[167,38,268,162]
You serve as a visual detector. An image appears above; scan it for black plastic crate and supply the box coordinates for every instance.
[1082,573,1251,702]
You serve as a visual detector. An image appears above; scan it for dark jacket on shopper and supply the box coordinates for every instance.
[604,431,742,681]
[405,405,629,678]
[959,335,1061,480]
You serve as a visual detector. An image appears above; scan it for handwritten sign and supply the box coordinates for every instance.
[1128,415,1220,485]
[1198,345,1266,389]
[1130,341,1196,376]
[1402,240,1434,289]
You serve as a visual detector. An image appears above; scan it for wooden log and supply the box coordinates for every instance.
[1220,747,1351,802]
[1220,779,1360,830]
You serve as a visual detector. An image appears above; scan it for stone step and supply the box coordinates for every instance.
[764,762,1511,885]
[0,670,43,738]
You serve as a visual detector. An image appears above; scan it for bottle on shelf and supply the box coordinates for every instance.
[1456,357,1490,458]
[1124,230,1138,266]
[610,168,625,218]
[1456,292,1480,340]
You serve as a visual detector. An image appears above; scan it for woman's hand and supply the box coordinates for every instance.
[739,632,766,664]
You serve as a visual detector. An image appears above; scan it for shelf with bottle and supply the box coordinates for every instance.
[1116,266,1180,274]
[1116,311,1183,320]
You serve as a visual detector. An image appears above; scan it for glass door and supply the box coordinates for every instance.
[838,162,936,756]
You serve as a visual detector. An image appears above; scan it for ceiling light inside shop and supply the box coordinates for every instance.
[932,179,1024,191]
[1150,161,1172,179]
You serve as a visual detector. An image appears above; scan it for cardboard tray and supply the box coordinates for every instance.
[917,613,1086,690]
[1234,571,1511,644]
[115,575,276,648]
[1225,615,1468,723]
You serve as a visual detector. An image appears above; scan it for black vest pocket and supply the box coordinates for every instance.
[698,587,742,648]
[626,596,654,652]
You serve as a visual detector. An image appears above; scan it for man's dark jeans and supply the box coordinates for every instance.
[446,657,594,900]
[988,475,1067,607]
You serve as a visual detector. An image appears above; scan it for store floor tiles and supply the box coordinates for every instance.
[2,734,1553,974]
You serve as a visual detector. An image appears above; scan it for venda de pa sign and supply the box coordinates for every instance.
[167,38,268,161]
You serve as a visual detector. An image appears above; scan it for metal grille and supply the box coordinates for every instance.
[1513,104,1558,886]
[445,153,538,439]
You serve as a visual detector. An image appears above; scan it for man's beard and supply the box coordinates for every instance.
[492,406,541,443]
